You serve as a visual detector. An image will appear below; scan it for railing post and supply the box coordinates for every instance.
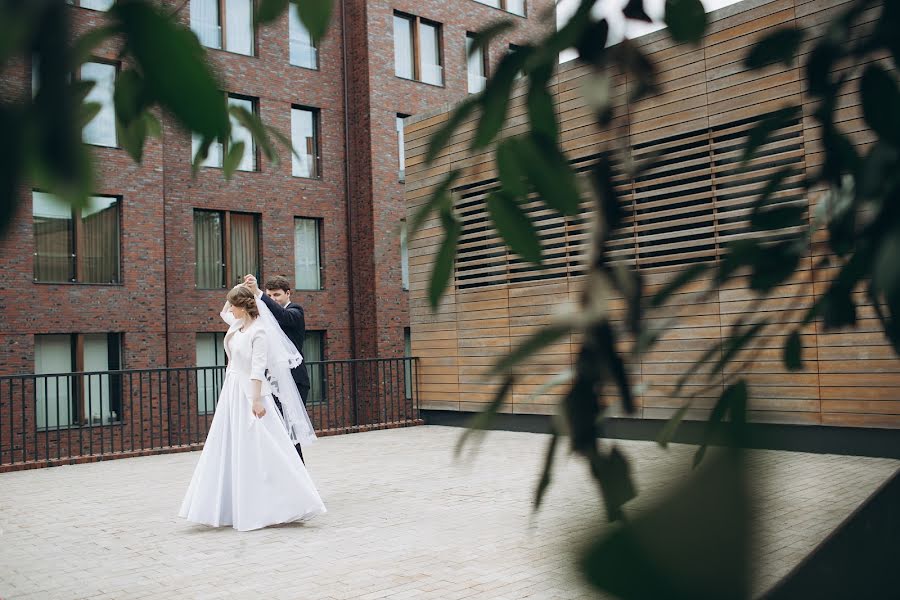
[351,359,359,428]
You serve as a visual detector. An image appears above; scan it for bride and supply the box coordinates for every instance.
[179,284,326,531]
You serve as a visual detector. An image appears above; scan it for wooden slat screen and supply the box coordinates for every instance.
[405,0,900,428]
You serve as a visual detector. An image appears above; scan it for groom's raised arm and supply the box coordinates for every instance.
[260,293,305,331]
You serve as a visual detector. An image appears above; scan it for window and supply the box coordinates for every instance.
[33,191,120,284]
[34,333,123,429]
[291,107,320,178]
[400,219,409,290]
[393,13,443,86]
[81,61,117,147]
[473,0,526,16]
[194,209,260,288]
[303,331,325,404]
[192,94,258,171]
[190,0,254,56]
[68,0,114,10]
[289,8,318,69]
[396,114,408,181]
[294,217,322,290]
[466,34,487,94]
[196,332,226,413]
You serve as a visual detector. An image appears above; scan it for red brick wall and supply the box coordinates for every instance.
[353,0,556,359]
[0,0,552,376]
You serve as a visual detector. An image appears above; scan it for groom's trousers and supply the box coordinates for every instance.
[272,396,305,464]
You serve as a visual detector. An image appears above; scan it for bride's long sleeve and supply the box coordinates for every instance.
[249,326,268,385]
[221,302,238,326]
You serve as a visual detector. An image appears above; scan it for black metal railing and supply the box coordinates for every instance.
[0,357,419,469]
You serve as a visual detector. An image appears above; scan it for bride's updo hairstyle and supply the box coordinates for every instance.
[227,285,259,319]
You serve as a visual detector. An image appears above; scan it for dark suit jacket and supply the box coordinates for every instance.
[260,293,311,400]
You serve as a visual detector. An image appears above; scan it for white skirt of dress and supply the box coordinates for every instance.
[179,372,326,531]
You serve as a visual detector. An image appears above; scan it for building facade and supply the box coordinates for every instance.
[405,0,900,430]
[0,0,553,377]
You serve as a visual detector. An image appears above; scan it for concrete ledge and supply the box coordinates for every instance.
[422,410,900,459]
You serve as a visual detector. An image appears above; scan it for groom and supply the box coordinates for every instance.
[244,274,310,464]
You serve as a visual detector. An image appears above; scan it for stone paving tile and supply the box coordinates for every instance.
[0,426,897,600]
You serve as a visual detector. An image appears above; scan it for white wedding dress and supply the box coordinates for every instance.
[179,318,326,531]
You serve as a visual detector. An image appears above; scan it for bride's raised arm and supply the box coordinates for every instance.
[220,301,238,326]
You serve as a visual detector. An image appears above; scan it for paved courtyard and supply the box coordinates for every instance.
[0,426,897,600]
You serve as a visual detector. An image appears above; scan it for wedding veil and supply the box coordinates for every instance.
[255,295,318,446]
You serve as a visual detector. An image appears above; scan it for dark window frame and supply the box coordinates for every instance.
[290,105,322,180]
[393,11,445,87]
[193,208,261,289]
[190,0,258,57]
[33,332,124,429]
[32,190,122,285]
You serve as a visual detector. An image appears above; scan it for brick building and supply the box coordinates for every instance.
[0,0,553,392]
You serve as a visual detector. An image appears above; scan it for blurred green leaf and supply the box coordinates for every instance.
[589,446,637,522]
[266,124,300,161]
[819,252,868,329]
[657,401,693,447]
[428,203,460,309]
[77,101,102,130]
[710,322,767,379]
[496,139,528,198]
[487,191,543,263]
[144,112,162,138]
[71,25,117,67]
[858,142,898,199]
[874,228,900,323]
[750,204,806,231]
[31,1,93,207]
[694,380,748,468]
[750,241,802,293]
[474,47,532,149]
[651,263,708,308]
[257,0,289,24]
[192,135,220,176]
[527,66,557,141]
[512,134,581,216]
[409,169,460,235]
[113,1,229,139]
[0,1,38,65]
[784,330,803,371]
[744,27,804,69]
[860,64,900,146]
[592,156,623,232]
[534,428,560,510]
[806,42,839,97]
[0,107,25,236]
[114,69,149,124]
[455,374,514,456]
[581,450,749,600]
[492,321,573,376]
[117,113,148,162]
[70,80,96,106]
[291,0,333,44]
[223,141,246,180]
[822,285,858,329]
[674,339,722,396]
[425,97,477,164]
[575,19,610,65]
[623,0,652,22]
[742,106,801,163]
[756,166,800,210]
[467,20,515,58]
[664,0,707,44]
[230,105,277,163]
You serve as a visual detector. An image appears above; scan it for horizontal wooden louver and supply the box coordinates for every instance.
[451,109,807,289]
